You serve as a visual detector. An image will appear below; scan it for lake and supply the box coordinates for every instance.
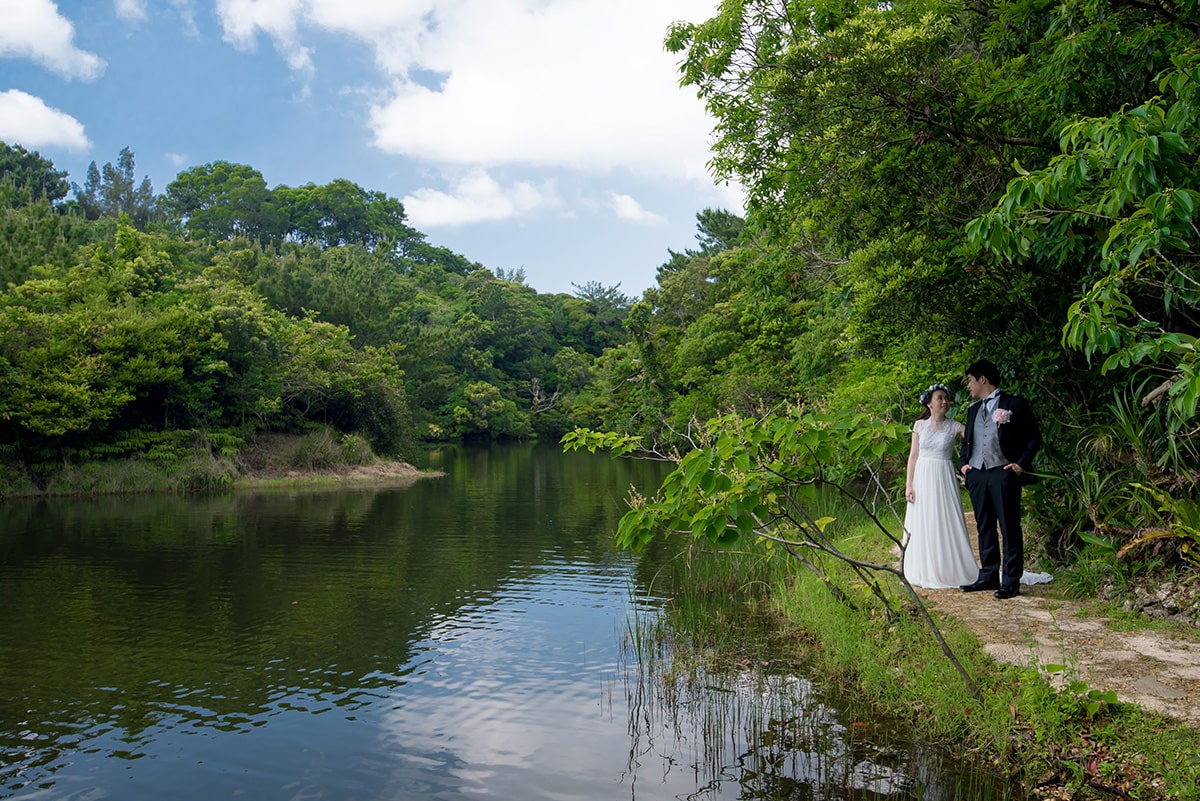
[0,443,1017,799]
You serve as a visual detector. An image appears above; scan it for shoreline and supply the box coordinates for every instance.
[0,459,443,500]
[231,461,444,492]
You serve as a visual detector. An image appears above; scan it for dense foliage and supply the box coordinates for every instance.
[0,144,632,486]
[3,0,1198,564]
[575,0,1199,565]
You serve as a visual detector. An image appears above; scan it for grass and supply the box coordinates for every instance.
[24,453,236,496]
[637,537,794,647]
[0,428,434,499]
[634,510,1200,800]
[628,537,1024,798]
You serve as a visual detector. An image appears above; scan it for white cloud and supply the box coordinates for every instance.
[114,0,200,32]
[217,0,434,70]
[210,1,737,231]
[114,0,148,22]
[0,0,106,80]
[169,0,202,36]
[165,151,190,168]
[0,90,91,150]
[365,1,715,179]
[610,193,666,225]
[213,1,717,180]
[402,168,559,227]
[215,0,314,73]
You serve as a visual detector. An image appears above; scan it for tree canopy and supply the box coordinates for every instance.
[72,146,157,226]
[0,142,70,205]
[3,0,1197,561]
[573,0,1198,561]
[1,142,641,480]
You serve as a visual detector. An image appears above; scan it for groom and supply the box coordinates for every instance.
[958,359,1042,600]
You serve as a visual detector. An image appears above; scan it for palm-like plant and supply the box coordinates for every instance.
[1040,380,1200,564]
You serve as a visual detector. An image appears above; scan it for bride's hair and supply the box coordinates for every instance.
[916,383,951,421]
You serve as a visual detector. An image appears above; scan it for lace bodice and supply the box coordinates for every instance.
[914,418,962,460]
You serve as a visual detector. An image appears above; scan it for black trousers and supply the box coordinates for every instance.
[965,466,1024,589]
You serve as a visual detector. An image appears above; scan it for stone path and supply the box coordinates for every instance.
[912,514,1200,728]
[915,583,1200,727]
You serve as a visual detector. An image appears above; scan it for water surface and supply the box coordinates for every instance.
[0,444,1017,799]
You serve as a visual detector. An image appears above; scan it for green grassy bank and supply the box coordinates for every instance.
[641,522,1200,801]
[0,427,432,499]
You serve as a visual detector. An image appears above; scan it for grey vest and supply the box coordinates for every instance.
[970,401,1007,469]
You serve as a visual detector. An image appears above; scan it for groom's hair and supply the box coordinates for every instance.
[966,359,1001,386]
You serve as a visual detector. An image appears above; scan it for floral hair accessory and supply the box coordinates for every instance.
[918,383,952,406]
[993,407,1012,425]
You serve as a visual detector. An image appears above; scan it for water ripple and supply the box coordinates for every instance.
[0,449,1011,800]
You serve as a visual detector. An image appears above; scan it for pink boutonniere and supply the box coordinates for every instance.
[993,408,1012,425]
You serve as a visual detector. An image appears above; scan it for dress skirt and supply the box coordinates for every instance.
[902,455,979,589]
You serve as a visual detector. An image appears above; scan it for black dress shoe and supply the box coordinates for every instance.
[994,586,1020,600]
[960,581,1000,592]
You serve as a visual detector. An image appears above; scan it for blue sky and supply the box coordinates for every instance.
[0,0,743,297]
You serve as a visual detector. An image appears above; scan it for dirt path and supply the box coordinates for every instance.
[913,516,1200,728]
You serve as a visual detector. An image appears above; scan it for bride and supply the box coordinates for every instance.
[901,383,1053,589]
[901,383,979,589]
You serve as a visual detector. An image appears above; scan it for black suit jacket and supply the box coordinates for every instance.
[959,391,1042,481]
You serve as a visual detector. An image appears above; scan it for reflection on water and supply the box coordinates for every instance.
[1,444,1016,800]
[622,644,1022,800]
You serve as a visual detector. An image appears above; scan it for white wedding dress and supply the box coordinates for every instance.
[902,418,979,589]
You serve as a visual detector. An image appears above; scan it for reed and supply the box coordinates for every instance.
[770,514,1200,799]
[625,496,1200,800]
[623,536,1021,799]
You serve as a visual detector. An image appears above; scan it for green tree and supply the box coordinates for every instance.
[968,53,1200,422]
[73,161,102,219]
[237,240,417,347]
[0,226,199,456]
[161,161,285,244]
[638,0,1197,430]
[570,280,632,351]
[0,141,70,205]
[0,223,414,469]
[450,380,531,440]
[72,147,156,226]
[274,179,419,252]
[0,198,107,290]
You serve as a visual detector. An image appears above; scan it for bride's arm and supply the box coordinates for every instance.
[904,426,920,502]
